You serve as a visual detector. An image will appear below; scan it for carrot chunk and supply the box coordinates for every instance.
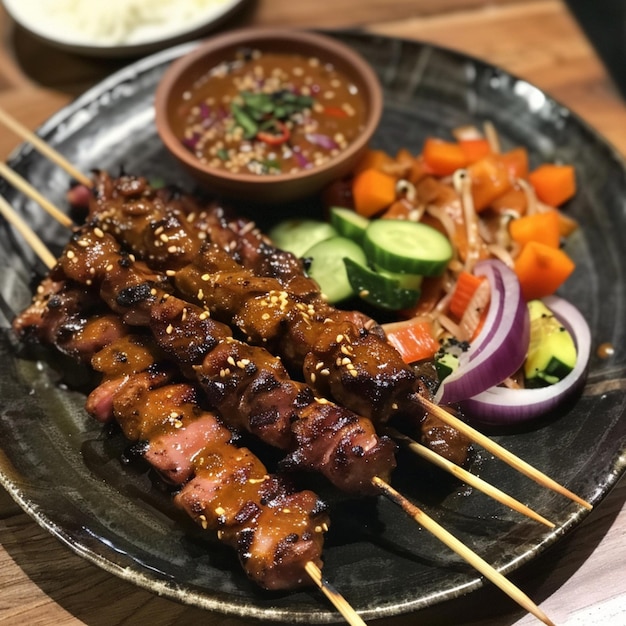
[459,138,491,164]
[514,241,575,301]
[422,138,468,176]
[528,164,576,207]
[467,154,512,212]
[352,168,397,217]
[500,147,529,180]
[490,187,528,215]
[509,210,561,248]
[354,149,394,175]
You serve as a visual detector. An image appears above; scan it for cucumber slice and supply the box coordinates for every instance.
[329,206,370,243]
[435,352,459,381]
[524,300,577,387]
[268,219,337,258]
[304,237,367,303]
[344,258,421,310]
[375,266,424,291]
[363,220,453,276]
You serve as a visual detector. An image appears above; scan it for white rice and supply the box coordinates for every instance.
[14,0,230,46]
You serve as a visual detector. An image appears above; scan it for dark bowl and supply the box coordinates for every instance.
[154,28,383,204]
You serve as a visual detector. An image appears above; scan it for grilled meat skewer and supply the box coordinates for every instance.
[14,279,329,590]
[16,224,396,494]
[72,172,469,465]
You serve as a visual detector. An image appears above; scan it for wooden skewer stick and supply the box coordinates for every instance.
[305,562,368,626]
[372,477,556,626]
[0,107,93,188]
[412,394,593,510]
[3,193,365,626]
[0,162,74,229]
[387,427,555,528]
[0,195,56,269]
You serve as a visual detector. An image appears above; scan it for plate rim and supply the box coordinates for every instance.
[1,29,625,623]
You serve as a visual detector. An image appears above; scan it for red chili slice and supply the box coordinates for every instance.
[323,106,348,118]
[257,121,290,145]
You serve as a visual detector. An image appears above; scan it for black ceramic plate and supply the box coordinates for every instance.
[1,32,625,624]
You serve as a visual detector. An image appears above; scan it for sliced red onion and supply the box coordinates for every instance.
[305,133,338,150]
[182,133,200,151]
[199,102,212,119]
[434,259,530,405]
[292,147,311,169]
[462,295,591,424]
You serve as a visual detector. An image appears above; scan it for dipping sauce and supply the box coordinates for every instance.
[178,48,367,176]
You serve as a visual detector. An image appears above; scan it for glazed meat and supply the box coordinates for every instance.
[73,172,470,464]
[16,225,397,495]
[13,282,328,591]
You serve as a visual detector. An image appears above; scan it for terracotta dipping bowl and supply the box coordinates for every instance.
[154,28,383,204]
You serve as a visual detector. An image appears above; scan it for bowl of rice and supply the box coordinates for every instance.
[3,0,249,57]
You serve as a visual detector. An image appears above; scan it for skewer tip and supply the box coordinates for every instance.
[305,562,367,626]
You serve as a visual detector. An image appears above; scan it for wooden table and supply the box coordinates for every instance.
[0,1,624,624]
